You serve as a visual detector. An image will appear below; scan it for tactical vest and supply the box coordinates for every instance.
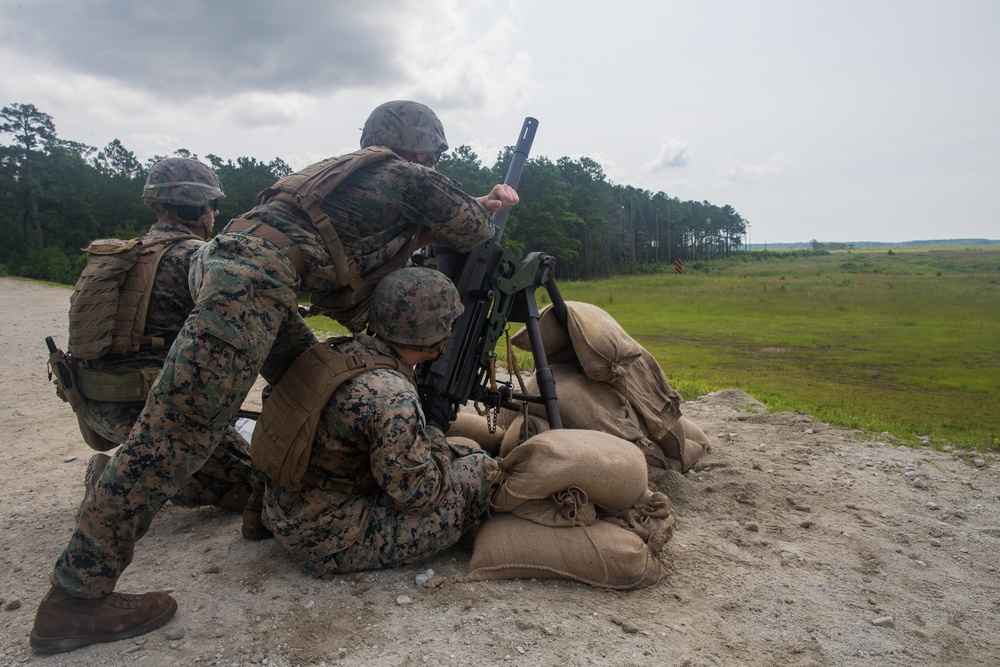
[67,232,199,401]
[249,147,420,330]
[251,336,415,493]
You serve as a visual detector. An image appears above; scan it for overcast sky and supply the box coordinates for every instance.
[1,0,997,243]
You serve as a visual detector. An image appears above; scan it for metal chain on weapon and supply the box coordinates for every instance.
[485,398,498,434]
[473,351,501,433]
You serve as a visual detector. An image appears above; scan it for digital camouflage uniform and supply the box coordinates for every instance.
[77,220,259,509]
[263,334,490,576]
[53,156,494,597]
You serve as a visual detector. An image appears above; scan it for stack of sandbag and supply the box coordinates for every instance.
[459,429,673,590]
[444,411,504,454]
[507,301,709,472]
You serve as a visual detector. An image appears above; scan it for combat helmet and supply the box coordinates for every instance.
[360,100,448,156]
[141,157,225,209]
[369,267,463,350]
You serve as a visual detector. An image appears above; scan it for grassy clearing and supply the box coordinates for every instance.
[539,246,1000,451]
[305,245,1000,452]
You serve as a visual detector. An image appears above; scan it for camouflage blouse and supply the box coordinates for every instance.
[238,155,494,297]
[264,334,453,552]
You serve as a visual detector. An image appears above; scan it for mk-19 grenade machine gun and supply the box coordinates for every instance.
[416,117,566,434]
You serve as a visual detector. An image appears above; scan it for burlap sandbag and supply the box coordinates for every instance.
[458,514,669,590]
[508,487,597,527]
[490,429,648,512]
[644,416,711,472]
[511,302,642,383]
[509,306,707,472]
[680,416,711,454]
[498,412,550,457]
[521,364,645,440]
[601,488,675,552]
[518,364,681,470]
[509,304,572,358]
[445,411,504,455]
[613,347,679,427]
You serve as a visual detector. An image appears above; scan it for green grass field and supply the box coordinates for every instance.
[543,246,1000,451]
[307,245,1000,452]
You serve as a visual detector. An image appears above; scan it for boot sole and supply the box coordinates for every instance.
[29,596,178,653]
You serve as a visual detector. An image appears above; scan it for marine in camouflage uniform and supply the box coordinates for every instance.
[78,216,259,510]
[263,268,490,575]
[32,101,518,653]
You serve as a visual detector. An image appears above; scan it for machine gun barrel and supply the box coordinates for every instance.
[491,117,538,239]
[416,117,545,409]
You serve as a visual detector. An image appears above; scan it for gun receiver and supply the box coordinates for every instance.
[416,117,566,429]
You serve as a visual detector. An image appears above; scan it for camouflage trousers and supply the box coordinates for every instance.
[52,234,313,597]
[81,399,261,507]
[264,451,490,577]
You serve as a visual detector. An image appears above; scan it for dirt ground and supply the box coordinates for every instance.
[1,276,998,667]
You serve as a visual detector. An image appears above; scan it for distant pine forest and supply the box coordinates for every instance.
[1,102,753,285]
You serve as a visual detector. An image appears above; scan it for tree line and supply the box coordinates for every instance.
[0,102,748,285]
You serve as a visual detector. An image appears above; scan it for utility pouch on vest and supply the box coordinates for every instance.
[251,336,412,492]
[45,337,117,451]
[46,336,84,411]
[76,366,160,402]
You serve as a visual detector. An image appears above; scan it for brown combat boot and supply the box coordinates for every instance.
[241,487,273,541]
[213,484,252,513]
[29,586,177,653]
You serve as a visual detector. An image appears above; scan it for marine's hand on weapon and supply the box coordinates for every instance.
[420,388,458,433]
[476,184,519,213]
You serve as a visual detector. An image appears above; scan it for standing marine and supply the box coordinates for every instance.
[30,101,518,653]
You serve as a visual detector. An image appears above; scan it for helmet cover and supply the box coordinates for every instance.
[142,157,225,209]
[370,267,463,347]
[360,100,448,155]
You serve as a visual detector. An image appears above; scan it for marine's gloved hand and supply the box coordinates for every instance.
[420,389,457,433]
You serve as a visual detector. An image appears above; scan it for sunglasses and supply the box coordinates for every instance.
[208,200,220,212]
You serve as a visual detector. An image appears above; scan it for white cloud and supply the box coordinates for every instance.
[720,151,794,184]
[388,0,534,115]
[214,92,318,129]
[642,137,691,171]
[585,152,626,185]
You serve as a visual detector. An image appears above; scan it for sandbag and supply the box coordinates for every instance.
[445,411,504,455]
[601,488,675,552]
[518,364,678,470]
[459,514,669,590]
[521,364,646,440]
[613,349,682,448]
[508,487,597,527]
[526,357,707,473]
[490,429,648,512]
[511,301,643,383]
[644,416,711,472]
[498,412,550,457]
